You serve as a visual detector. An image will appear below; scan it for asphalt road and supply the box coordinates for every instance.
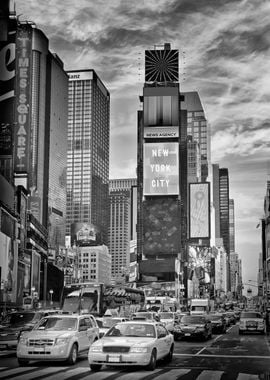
[0,324,269,379]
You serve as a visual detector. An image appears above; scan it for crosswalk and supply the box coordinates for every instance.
[0,366,266,380]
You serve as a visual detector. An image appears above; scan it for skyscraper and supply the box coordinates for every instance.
[109,178,137,282]
[137,43,183,285]
[181,92,209,181]
[229,199,235,253]
[0,2,68,305]
[219,167,230,290]
[66,70,110,245]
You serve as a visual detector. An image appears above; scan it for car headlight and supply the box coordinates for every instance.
[130,346,149,353]
[19,337,28,346]
[89,345,103,352]
[55,338,70,345]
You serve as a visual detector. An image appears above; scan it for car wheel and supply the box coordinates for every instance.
[164,344,174,363]
[90,364,102,372]
[146,349,157,371]
[18,359,29,366]
[67,343,78,365]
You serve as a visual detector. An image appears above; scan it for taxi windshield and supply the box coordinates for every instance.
[35,317,77,331]
[106,323,156,338]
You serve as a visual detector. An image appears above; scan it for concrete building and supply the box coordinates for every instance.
[78,245,111,285]
[66,70,110,246]
[109,178,137,283]
[229,199,235,253]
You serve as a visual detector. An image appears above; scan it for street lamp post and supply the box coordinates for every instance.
[49,289,54,305]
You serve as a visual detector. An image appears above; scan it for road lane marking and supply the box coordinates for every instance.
[237,374,260,379]
[195,346,206,355]
[196,370,224,379]
[173,353,270,359]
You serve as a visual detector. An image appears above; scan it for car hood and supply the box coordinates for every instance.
[93,336,156,347]
[20,330,74,339]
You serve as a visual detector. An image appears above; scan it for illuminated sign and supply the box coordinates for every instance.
[0,27,16,155]
[68,71,93,81]
[143,142,179,195]
[144,126,179,139]
[189,182,210,239]
[14,26,32,172]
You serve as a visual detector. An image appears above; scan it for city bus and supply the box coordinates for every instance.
[60,282,145,317]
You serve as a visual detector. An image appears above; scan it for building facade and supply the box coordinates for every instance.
[109,178,137,283]
[78,245,111,284]
[0,2,68,307]
[181,92,209,182]
[66,70,110,246]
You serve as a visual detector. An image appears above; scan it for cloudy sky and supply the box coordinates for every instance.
[15,0,270,291]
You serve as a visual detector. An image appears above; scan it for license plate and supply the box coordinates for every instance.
[108,355,121,362]
[0,344,7,349]
[185,333,191,336]
[33,348,45,353]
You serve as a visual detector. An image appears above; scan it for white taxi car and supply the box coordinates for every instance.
[239,311,265,335]
[88,320,174,372]
[17,314,99,366]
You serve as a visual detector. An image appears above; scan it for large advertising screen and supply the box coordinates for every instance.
[189,182,210,239]
[143,197,180,255]
[14,26,32,173]
[143,142,179,196]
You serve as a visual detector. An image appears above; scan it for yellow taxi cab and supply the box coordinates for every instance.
[88,320,174,372]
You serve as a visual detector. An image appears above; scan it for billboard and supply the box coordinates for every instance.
[0,22,16,156]
[14,25,32,173]
[143,197,180,255]
[71,223,102,247]
[143,142,179,196]
[189,182,210,239]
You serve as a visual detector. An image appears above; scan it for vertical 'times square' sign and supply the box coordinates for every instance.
[143,142,179,195]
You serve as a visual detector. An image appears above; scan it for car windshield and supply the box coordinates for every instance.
[181,316,206,324]
[34,317,77,331]
[240,312,262,319]
[159,312,174,319]
[106,323,156,338]
[1,312,36,326]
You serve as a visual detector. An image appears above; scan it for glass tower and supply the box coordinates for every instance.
[66,70,110,245]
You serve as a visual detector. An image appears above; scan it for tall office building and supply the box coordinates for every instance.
[181,92,209,181]
[219,168,230,290]
[229,199,235,253]
[109,178,137,283]
[66,70,110,245]
[0,1,68,305]
[137,43,186,287]
[219,168,230,255]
